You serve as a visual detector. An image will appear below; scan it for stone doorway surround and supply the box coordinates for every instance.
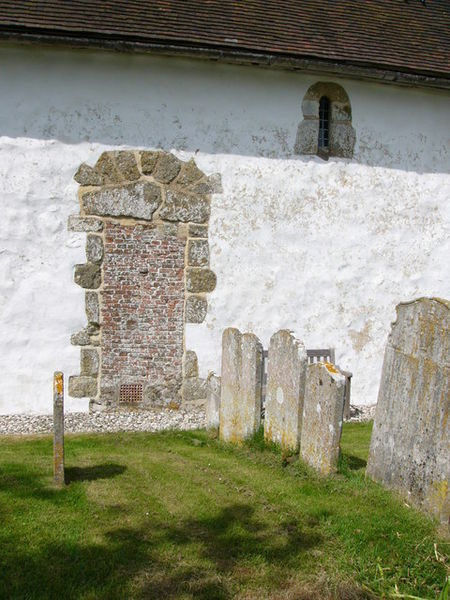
[67,150,221,411]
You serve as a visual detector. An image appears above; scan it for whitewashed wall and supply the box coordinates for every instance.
[0,44,449,413]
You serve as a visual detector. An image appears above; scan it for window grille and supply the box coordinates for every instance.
[120,383,143,403]
[318,96,330,149]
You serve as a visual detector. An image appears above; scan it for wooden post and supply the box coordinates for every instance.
[53,371,65,486]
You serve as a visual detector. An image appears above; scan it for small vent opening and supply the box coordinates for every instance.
[120,383,143,403]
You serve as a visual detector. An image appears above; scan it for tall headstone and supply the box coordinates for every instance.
[53,371,65,487]
[367,298,450,523]
[264,330,307,451]
[219,328,263,444]
[301,363,346,474]
[206,373,221,430]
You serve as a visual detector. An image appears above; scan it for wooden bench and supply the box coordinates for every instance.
[261,348,352,420]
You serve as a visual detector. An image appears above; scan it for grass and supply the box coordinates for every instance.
[0,422,447,599]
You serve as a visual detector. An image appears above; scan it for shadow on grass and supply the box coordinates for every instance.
[64,463,126,483]
[343,454,367,471]
[0,502,328,600]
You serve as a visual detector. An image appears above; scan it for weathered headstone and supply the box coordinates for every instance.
[219,328,263,444]
[264,330,307,451]
[206,373,221,430]
[53,371,65,487]
[367,298,450,523]
[301,363,346,474]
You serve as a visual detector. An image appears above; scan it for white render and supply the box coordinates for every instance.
[0,44,449,413]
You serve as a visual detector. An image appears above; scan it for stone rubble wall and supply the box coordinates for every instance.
[366,297,449,523]
[68,150,221,411]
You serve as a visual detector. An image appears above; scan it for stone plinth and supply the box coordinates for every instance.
[301,363,346,475]
[219,328,263,444]
[264,330,307,451]
[366,298,450,523]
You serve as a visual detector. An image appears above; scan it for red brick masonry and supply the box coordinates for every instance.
[101,222,186,405]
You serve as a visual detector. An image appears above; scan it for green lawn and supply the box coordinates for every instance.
[0,422,448,600]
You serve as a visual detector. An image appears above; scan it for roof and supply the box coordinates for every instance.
[0,0,449,87]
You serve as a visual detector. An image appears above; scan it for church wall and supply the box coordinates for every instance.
[0,44,449,413]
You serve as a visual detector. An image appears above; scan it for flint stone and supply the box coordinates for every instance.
[186,269,216,293]
[81,348,99,376]
[68,215,103,232]
[85,291,100,324]
[153,153,182,183]
[190,174,222,195]
[264,330,307,451]
[86,235,103,264]
[189,224,208,238]
[206,373,221,430]
[188,239,209,267]
[159,190,210,223]
[176,159,204,186]
[184,350,198,378]
[74,263,101,289]
[185,295,207,323]
[74,163,103,186]
[219,328,263,444]
[300,363,346,475]
[140,150,159,175]
[182,377,207,402]
[71,323,100,346]
[112,151,140,181]
[69,375,98,398]
[82,182,162,220]
[367,298,450,523]
[94,152,122,184]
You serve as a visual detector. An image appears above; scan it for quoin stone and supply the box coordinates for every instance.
[219,328,263,444]
[264,330,307,451]
[53,371,65,486]
[366,298,450,523]
[301,362,346,475]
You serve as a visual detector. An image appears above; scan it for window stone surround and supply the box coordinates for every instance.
[294,81,356,159]
[68,150,221,411]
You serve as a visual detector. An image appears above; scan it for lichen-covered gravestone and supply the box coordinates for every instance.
[367,298,450,523]
[301,363,346,475]
[264,330,307,451]
[219,328,263,444]
[206,373,221,430]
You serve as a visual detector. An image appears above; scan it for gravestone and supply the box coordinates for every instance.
[264,330,307,451]
[219,328,263,444]
[206,373,221,430]
[301,362,346,474]
[366,298,450,523]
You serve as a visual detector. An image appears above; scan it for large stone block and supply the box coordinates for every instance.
[140,150,159,175]
[182,377,207,402]
[74,263,101,289]
[183,350,198,379]
[159,190,210,223]
[300,363,346,475]
[68,215,103,232]
[366,298,450,523]
[187,239,209,266]
[68,375,98,398]
[80,348,100,376]
[85,291,100,324]
[86,234,103,264]
[74,163,103,186]
[185,295,208,323]
[294,120,319,155]
[186,268,216,293]
[264,330,307,451]
[112,151,140,181]
[153,152,182,183]
[82,182,162,220]
[176,159,204,186]
[219,328,263,444]
[206,373,221,430]
[330,123,356,159]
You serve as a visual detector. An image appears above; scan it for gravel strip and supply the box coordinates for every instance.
[0,408,206,436]
[0,404,375,436]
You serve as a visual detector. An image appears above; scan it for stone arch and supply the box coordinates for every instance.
[67,150,221,411]
[294,81,356,159]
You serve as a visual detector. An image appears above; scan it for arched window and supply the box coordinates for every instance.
[318,96,330,150]
[295,82,355,159]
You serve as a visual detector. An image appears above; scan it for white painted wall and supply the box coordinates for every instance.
[0,44,449,413]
